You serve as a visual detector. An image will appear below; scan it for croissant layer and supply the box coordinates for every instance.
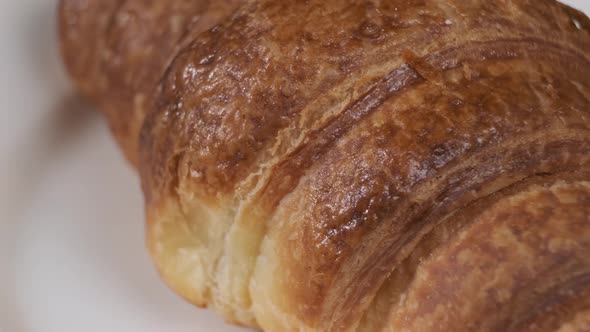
[59,0,590,331]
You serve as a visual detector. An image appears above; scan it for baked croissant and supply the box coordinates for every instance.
[59,0,590,331]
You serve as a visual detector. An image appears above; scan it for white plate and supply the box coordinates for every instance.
[0,1,588,331]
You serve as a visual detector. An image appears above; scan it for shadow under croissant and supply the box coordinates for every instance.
[2,93,98,332]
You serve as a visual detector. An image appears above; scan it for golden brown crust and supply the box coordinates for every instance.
[59,0,122,98]
[387,181,590,332]
[59,0,242,164]
[59,0,590,330]
[357,169,590,332]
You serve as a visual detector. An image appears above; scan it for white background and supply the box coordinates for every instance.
[0,1,588,331]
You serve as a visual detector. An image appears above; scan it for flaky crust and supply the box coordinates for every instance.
[59,0,590,330]
[59,0,242,164]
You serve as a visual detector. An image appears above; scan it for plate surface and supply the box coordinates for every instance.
[0,1,588,331]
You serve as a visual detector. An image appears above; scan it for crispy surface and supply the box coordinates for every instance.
[387,181,590,332]
[59,0,590,330]
[59,0,242,164]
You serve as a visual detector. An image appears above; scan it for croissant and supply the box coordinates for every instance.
[59,0,590,330]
